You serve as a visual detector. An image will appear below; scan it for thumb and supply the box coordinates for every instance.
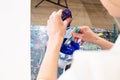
[63,18,72,27]
[72,32,83,39]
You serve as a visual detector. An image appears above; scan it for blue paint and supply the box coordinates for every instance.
[60,38,80,55]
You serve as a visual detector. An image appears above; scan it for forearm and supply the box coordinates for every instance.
[93,36,114,50]
[37,36,63,80]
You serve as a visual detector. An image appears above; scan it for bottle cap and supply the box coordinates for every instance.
[62,8,72,29]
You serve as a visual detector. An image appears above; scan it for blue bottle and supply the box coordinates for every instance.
[58,38,80,77]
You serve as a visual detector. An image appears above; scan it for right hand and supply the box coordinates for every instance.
[71,26,100,43]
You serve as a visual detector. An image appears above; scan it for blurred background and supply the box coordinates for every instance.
[31,0,118,30]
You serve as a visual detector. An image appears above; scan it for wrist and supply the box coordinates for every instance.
[92,36,102,44]
[47,36,64,48]
[48,34,64,43]
[46,36,63,55]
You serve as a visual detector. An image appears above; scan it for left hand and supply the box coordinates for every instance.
[47,9,72,40]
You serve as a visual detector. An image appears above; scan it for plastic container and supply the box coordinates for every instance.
[58,38,80,77]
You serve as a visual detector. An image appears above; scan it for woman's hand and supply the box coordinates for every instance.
[72,26,114,50]
[47,9,71,40]
[72,26,99,44]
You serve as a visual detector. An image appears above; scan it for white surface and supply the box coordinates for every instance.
[0,0,30,80]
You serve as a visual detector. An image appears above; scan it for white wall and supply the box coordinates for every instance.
[0,0,30,80]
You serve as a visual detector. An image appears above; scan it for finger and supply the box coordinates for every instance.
[49,11,56,19]
[63,18,72,27]
[72,32,83,39]
[74,37,78,42]
[80,41,83,45]
[57,9,63,17]
[80,40,84,45]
